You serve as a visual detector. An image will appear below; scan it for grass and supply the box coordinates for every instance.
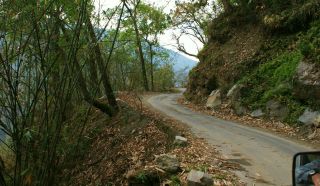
[237,19,320,124]
[169,175,181,186]
[298,20,320,64]
[136,171,148,183]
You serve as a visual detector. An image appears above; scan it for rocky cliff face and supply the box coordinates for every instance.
[185,1,320,124]
[185,24,264,103]
[293,61,320,105]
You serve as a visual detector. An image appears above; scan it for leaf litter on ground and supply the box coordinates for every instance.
[61,91,244,186]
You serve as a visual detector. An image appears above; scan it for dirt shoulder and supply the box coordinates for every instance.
[122,92,244,185]
[176,97,320,149]
[61,92,243,186]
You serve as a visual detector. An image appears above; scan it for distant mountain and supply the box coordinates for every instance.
[98,29,197,72]
[165,48,197,72]
[159,48,197,87]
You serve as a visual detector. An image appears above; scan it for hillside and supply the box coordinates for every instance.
[184,0,320,126]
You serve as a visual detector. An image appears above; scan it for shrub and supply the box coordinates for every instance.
[298,20,320,63]
[239,51,303,113]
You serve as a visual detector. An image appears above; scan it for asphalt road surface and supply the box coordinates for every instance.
[147,93,315,186]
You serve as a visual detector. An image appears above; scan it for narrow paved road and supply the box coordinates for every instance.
[147,93,315,186]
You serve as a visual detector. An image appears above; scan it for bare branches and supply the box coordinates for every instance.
[171,0,218,58]
[0,0,117,185]
[174,34,198,58]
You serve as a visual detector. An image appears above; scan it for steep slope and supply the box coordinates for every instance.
[185,0,320,124]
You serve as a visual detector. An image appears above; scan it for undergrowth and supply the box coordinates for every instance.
[58,104,110,183]
[186,0,320,125]
[298,20,320,64]
[239,50,304,123]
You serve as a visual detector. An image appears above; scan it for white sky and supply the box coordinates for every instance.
[93,0,202,61]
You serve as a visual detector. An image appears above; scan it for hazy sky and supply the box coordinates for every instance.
[93,0,201,61]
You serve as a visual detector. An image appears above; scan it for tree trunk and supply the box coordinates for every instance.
[124,2,149,91]
[73,58,114,116]
[133,21,149,91]
[59,20,115,117]
[87,43,100,95]
[86,18,119,112]
[221,0,232,12]
[148,43,154,91]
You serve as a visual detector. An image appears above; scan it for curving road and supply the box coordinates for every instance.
[147,93,315,186]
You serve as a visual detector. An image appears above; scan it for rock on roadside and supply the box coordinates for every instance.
[206,90,221,109]
[293,61,320,105]
[187,170,213,186]
[313,115,320,128]
[250,109,265,118]
[155,154,180,173]
[126,169,160,185]
[298,109,320,126]
[227,84,243,101]
[266,100,289,121]
[232,101,248,116]
[174,136,188,146]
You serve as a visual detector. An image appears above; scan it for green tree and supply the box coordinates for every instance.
[124,0,150,91]
[0,0,121,185]
[138,3,171,90]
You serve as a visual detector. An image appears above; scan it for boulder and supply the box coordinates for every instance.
[227,84,243,101]
[250,109,265,118]
[187,170,213,186]
[293,61,320,104]
[232,102,248,116]
[174,136,188,146]
[126,169,160,186]
[155,154,180,173]
[313,115,320,128]
[298,109,320,125]
[266,100,289,121]
[206,90,221,109]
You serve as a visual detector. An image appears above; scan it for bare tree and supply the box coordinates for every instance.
[172,0,218,58]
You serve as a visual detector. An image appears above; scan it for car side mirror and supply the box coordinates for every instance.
[293,151,320,186]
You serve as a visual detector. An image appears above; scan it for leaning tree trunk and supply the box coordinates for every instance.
[124,2,149,91]
[59,22,115,117]
[86,17,119,112]
[87,46,100,95]
[148,42,154,91]
[133,20,149,91]
[73,57,115,116]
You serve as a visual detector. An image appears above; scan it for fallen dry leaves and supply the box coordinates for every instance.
[61,92,244,186]
[118,92,244,185]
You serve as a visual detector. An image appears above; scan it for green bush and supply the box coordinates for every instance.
[299,40,314,57]
[169,175,181,186]
[298,20,320,63]
[239,51,303,120]
[136,172,148,183]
